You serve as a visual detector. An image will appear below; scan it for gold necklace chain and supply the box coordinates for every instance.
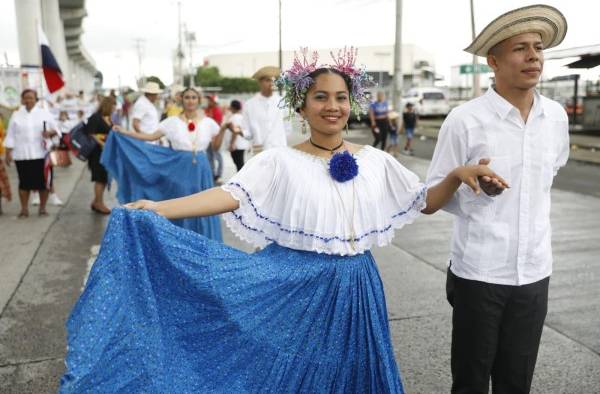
[182,113,199,164]
[327,160,357,252]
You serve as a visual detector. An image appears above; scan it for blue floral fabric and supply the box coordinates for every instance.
[100,132,221,240]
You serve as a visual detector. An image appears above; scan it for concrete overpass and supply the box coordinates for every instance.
[14,0,99,92]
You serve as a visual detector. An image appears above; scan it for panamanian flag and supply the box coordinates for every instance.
[38,24,65,93]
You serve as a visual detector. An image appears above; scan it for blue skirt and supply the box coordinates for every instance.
[60,209,404,393]
[100,132,222,241]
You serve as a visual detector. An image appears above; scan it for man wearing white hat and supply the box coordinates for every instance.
[131,81,163,144]
[426,5,569,393]
[240,66,290,152]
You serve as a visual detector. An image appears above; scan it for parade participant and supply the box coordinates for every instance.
[0,113,12,214]
[61,48,506,393]
[104,87,226,239]
[241,65,290,153]
[226,99,251,171]
[401,102,418,155]
[386,110,401,157]
[84,96,115,215]
[369,91,392,150]
[131,81,162,144]
[426,5,569,393]
[204,95,224,181]
[4,89,60,218]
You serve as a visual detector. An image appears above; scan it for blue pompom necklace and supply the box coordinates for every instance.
[309,138,359,183]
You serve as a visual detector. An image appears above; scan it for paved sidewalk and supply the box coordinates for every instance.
[0,138,598,392]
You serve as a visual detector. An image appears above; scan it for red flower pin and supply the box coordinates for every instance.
[187,120,196,132]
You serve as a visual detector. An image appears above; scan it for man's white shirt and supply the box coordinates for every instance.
[131,95,160,144]
[426,88,569,285]
[241,93,290,150]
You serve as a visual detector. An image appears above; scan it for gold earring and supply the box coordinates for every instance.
[301,119,308,134]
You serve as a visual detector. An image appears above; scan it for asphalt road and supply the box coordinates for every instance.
[349,127,600,198]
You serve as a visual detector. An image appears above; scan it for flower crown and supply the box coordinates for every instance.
[275,47,375,118]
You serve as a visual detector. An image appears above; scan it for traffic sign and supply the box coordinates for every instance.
[459,64,492,74]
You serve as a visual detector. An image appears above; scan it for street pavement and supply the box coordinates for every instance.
[0,129,599,393]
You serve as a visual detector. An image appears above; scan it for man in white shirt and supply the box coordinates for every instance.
[241,66,290,152]
[426,6,569,393]
[131,82,162,144]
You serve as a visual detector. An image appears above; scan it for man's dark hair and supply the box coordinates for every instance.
[230,100,242,111]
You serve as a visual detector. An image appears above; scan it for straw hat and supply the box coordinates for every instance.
[140,81,163,94]
[388,111,400,120]
[252,66,280,81]
[464,4,567,57]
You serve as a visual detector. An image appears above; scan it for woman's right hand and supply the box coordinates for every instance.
[124,199,160,214]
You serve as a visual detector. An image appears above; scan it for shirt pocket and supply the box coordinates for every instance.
[463,222,510,271]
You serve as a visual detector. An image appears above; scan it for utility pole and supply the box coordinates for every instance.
[392,0,403,115]
[133,38,145,86]
[278,0,283,93]
[177,1,184,86]
[185,26,196,86]
[470,0,480,97]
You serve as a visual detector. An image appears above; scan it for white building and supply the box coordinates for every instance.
[204,44,439,90]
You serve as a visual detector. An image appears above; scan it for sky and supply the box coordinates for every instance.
[1,0,599,89]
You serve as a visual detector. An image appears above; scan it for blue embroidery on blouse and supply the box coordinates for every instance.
[228,182,426,244]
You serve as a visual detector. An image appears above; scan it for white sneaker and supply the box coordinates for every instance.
[31,193,40,206]
[49,193,64,206]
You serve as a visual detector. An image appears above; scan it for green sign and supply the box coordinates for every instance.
[459,64,492,74]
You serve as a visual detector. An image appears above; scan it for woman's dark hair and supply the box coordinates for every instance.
[98,96,116,117]
[181,87,201,98]
[296,68,352,112]
[21,89,38,100]
[230,100,242,111]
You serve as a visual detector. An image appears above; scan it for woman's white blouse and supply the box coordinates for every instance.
[4,106,58,161]
[222,146,427,256]
[158,116,219,151]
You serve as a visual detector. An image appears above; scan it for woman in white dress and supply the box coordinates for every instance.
[61,49,507,393]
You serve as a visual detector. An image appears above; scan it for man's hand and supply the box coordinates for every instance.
[5,150,12,166]
[477,158,506,196]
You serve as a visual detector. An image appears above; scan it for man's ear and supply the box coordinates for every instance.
[487,54,499,72]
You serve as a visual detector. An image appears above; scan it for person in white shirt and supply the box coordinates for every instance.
[131,82,162,145]
[426,6,569,393]
[241,66,291,152]
[4,89,60,217]
[225,100,251,171]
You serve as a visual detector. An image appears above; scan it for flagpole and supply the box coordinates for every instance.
[35,18,46,108]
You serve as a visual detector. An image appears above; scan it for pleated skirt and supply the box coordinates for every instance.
[60,209,404,393]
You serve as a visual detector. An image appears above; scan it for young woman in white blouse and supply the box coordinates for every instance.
[62,51,508,393]
[115,87,228,155]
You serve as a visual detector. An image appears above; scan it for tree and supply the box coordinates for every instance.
[192,66,259,94]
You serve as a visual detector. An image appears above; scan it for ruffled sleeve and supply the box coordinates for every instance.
[380,151,428,229]
[220,149,281,248]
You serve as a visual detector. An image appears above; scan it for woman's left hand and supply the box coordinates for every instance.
[453,164,509,195]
